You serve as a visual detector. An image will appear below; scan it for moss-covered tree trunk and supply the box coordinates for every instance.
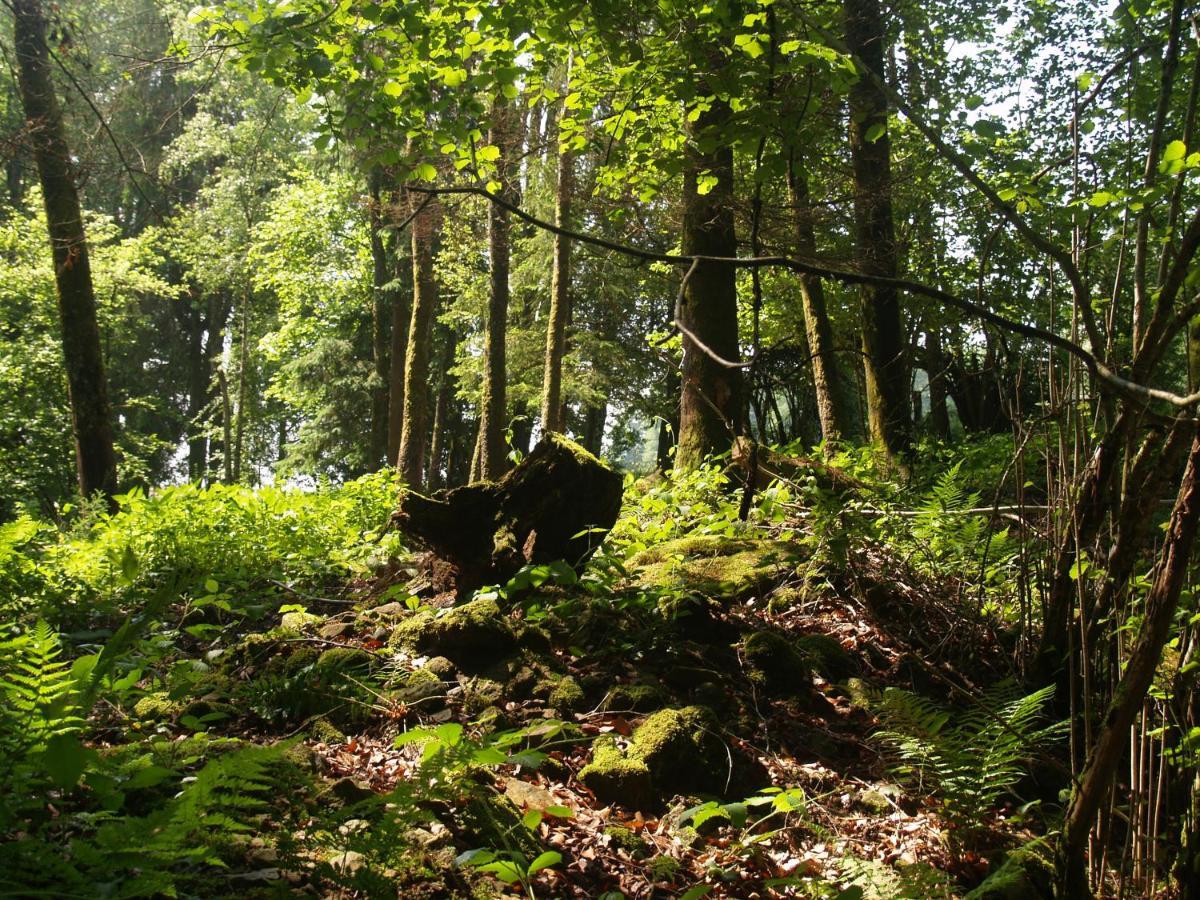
[845,0,911,464]
[398,186,441,487]
[426,327,458,490]
[478,106,513,481]
[13,0,118,504]
[787,154,858,448]
[367,167,391,470]
[540,137,573,435]
[675,97,742,471]
[386,187,412,468]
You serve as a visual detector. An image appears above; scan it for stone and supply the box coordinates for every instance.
[390,597,517,669]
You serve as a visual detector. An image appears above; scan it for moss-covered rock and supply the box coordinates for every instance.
[547,675,586,713]
[460,677,505,715]
[601,683,668,713]
[313,646,374,677]
[579,706,734,807]
[579,735,654,808]
[604,825,650,858]
[309,717,346,744]
[133,693,181,721]
[280,610,323,631]
[742,630,813,695]
[390,597,517,669]
[964,841,1054,899]
[631,536,801,601]
[796,633,856,679]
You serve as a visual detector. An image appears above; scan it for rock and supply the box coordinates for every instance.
[601,683,668,713]
[964,842,1054,899]
[393,433,624,594]
[280,610,322,631]
[319,621,351,639]
[742,630,814,695]
[857,782,902,813]
[308,717,346,744]
[796,633,856,679]
[603,825,650,858]
[546,675,587,713]
[631,535,802,602]
[390,597,517,669]
[579,706,741,807]
[133,693,181,721]
[396,668,446,706]
[328,850,366,874]
[425,656,456,678]
[326,776,375,807]
[504,778,556,811]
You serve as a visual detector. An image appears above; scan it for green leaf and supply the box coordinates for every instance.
[1163,140,1187,163]
[521,809,544,830]
[204,578,219,593]
[43,733,88,789]
[477,145,502,162]
[680,886,713,900]
[411,163,438,181]
[1088,191,1116,207]
[965,94,983,110]
[527,850,561,875]
[864,122,886,143]
[125,765,175,790]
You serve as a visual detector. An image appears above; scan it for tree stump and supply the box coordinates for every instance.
[393,433,624,595]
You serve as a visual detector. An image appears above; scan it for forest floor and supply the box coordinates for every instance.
[2,453,1061,898]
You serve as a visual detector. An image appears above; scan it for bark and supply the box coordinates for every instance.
[184,294,209,481]
[675,97,743,470]
[845,0,911,463]
[479,107,514,480]
[582,402,607,456]
[398,189,442,487]
[217,368,233,484]
[540,140,573,434]
[13,0,118,503]
[1060,424,1200,896]
[787,155,857,447]
[925,327,951,440]
[368,168,391,470]
[394,433,623,595]
[426,328,458,490]
[386,205,412,468]
[232,289,250,482]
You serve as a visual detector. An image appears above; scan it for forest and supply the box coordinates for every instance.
[2,0,1200,896]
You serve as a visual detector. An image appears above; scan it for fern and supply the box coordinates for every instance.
[873,681,1064,846]
[0,621,84,824]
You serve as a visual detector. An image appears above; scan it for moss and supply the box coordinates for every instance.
[265,646,320,677]
[964,842,1054,900]
[396,667,446,706]
[742,630,813,695]
[133,693,181,721]
[796,633,856,679]
[579,735,653,808]
[630,706,724,793]
[601,683,668,713]
[461,677,505,715]
[604,825,649,857]
[280,610,323,631]
[547,675,586,713]
[309,717,346,744]
[313,647,374,676]
[631,536,801,601]
[390,596,517,668]
[649,855,681,882]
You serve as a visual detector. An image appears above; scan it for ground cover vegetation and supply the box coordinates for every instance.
[2,0,1200,896]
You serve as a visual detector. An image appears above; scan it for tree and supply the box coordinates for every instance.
[12,0,118,504]
[844,0,911,464]
[539,117,573,435]
[398,185,442,486]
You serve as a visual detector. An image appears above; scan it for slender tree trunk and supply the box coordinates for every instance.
[925,327,951,439]
[479,107,514,480]
[1061,424,1200,896]
[185,295,209,481]
[675,97,742,470]
[217,368,233,484]
[232,287,250,482]
[787,155,857,447]
[368,168,391,470]
[582,402,607,456]
[398,188,442,487]
[386,198,412,467]
[13,0,118,503]
[845,0,911,463]
[426,328,458,491]
[540,138,573,434]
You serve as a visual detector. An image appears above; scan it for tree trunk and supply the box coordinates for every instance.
[387,190,412,467]
[675,97,742,470]
[540,138,573,435]
[925,327,951,439]
[787,155,857,447]
[232,287,250,483]
[368,168,391,470]
[426,327,458,490]
[217,368,233,484]
[13,0,118,504]
[398,188,442,487]
[582,402,607,456]
[845,0,911,463]
[479,107,514,481]
[1060,424,1200,896]
[185,293,209,482]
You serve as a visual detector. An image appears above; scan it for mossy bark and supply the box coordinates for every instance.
[14,0,118,504]
[398,187,442,487]
[394,433,623,593]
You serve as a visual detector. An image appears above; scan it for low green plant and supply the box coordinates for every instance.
[872,682,1064,849]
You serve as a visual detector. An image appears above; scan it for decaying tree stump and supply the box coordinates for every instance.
[393,433,624,594]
